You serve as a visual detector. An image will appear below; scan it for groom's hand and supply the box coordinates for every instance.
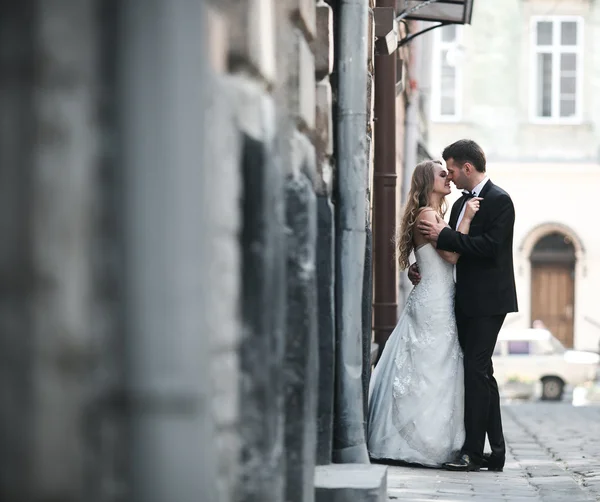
[416,215,446,243]
[408,263,421,285]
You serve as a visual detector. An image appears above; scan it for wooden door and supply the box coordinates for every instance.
[531,264,575,348]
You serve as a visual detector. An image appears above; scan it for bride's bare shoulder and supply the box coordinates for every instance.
[413,208,437,248]
[415,207,437,222]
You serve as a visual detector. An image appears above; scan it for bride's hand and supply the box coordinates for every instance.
[464,197,483,220]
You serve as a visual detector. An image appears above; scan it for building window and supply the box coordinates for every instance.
[531,17,583,123]
[431,24,462,122]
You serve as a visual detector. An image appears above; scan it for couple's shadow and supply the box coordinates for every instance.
[370,457,440,470]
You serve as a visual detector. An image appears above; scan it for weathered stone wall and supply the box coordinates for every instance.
[0,1,378,501]
[208,0,333,501]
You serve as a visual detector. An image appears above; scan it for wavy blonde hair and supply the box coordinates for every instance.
[397,160,447,270]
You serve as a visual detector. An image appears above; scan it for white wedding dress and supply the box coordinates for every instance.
[368,243,465,467]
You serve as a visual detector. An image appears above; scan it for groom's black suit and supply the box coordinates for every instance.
[437,179,518,466]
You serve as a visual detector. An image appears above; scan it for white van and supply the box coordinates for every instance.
[492,329,600,400]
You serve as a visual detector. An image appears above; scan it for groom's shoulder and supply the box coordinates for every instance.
[487,181,512,200]
[486,182,515,215]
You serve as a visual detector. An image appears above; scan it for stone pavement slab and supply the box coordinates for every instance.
[385,403,600,501]
[315,464,388,502]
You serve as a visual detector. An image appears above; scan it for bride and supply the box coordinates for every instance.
[367,159,480,467]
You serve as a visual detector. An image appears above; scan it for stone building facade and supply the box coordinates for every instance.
[427,0,600,351]
[0,0,411,501]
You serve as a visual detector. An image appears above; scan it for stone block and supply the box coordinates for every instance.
[237,115,287,502]
[361,225,373,429]
[370,342,379,366]
[317,161,333,198]
[315,79,332,156]
[210,350,239,428]
[228,0,276,83]
[284,168,318,502]
[316,195,335,465]
[214,429,240,502]
[206,4,228,74]
[367,6,375,69]
[291,0,317,40]
[312,1,334,80]
[295,32,316,130]
[203,75,244,355]
[227,74,274,142]
[366,73,374,133]
[291,130,318,185]
[315,78,333,188]
[314,464,388,502]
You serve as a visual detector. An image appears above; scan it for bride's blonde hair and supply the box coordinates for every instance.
[397,160,447,270]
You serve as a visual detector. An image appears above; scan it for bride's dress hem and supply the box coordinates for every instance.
[369,454,458,469]
[367,244,466,469]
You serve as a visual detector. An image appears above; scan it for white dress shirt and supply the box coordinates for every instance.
[454,176,489,282]
[456,176,489,229]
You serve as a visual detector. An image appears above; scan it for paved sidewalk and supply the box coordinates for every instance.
[386,403,600,501]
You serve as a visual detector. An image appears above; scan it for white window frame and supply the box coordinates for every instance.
[529,16,584,125]
[431,25,463,122]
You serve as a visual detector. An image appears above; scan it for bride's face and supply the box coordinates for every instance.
[432,165,451,196]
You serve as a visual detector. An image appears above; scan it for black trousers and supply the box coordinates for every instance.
[455,307,506,465]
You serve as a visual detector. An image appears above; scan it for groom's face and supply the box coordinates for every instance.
[445,158,468,190]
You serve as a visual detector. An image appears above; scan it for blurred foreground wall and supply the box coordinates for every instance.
[0,1,384,501]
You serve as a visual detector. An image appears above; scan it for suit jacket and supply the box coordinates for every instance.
[437,180,518,317]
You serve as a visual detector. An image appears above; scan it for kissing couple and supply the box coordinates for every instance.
[368,139,518,471]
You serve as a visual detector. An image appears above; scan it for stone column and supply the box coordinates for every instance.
[0,3,38,499]
[118,2,223,501]
[284,133,319,502]
[235,83,286,502]
[218,2,289,502]
[313,0,336,466]
[203,4,244,502]
[0,1,101,500]
[278,1,320,501]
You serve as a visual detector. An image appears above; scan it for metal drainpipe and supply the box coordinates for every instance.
[333,0,370,464]
[401,21,422,307]
[372,0,398,359]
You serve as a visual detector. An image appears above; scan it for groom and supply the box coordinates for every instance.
[413,139,518,472]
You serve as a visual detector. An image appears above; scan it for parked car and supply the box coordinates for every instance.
[492,328,600,401]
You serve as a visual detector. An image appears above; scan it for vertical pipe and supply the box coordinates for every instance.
[373,0,398,357]
[401,21,422,307]
[333,0,370,464]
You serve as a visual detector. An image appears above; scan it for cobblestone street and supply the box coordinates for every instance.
[387,403,600,501]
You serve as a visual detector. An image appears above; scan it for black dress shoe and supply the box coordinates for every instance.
[481,453,504,472]
[442,454,481,471]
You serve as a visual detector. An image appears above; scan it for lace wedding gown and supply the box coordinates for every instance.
[368,243,465,467]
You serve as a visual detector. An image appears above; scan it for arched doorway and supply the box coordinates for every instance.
[530,232,576,347]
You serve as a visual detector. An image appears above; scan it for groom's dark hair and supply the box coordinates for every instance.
[442,139,486,173]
